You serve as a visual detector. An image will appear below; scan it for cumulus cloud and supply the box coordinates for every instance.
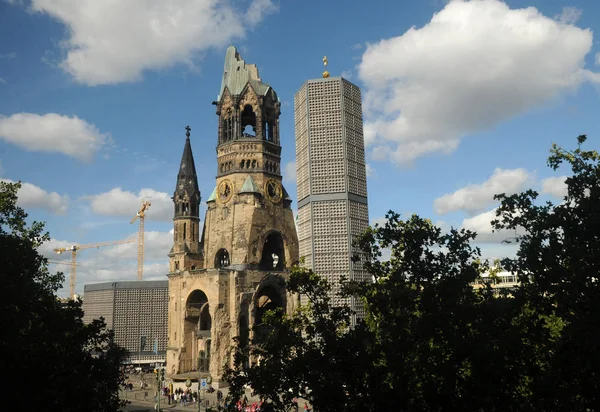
[245,0,278,26]
[540,175,568,199]
[30,0,277,86]
[365,163,375,177]
[0,113,109,161]
[434,168,532,215]
[555,6,582,24]
[283,161,297,184]
[370,216,388,227]
[39,230,171,297]
[1,178,69,214]
[83,187,172,221]
[461,208,521,243]
[358,0,599,165]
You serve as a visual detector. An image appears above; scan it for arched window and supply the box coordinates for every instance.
[215,248,230,268]
[260,232,285,270]
[241,105,256,137]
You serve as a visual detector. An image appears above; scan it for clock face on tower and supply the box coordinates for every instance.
[264,179,282,203]
[217,179,234,204]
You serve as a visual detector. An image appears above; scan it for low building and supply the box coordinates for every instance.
[82,280,168,365]
[472,272,519,295]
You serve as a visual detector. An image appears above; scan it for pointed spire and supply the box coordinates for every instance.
[175,126,200,199]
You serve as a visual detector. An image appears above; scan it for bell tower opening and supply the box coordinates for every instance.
[215,248,230,268]
[260,232,285,270]
[241,105,256,137]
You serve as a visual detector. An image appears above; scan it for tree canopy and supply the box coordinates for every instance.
[225,136,599,412]
[0,181,126,412]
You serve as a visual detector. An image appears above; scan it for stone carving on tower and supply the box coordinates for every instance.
[166,46,299,386]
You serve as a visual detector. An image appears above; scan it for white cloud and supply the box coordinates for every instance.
[540,175,568,199]
[370,216,388,227]
[358,0,599,165]
[39,230,171,297]
[30,0,277,86]
[366,163,375,177]
[555,6,582,24]
[340,70,353,80]
[0,113,109,161]
[595,52,600,66]
[1,178,69,214]
[83,187,172,221]
[434,168,532,215]
[245,0,278,26]
[283,161,296,184]
[461,208,520,243]
[0,77,5,84]
[462,208,524,243]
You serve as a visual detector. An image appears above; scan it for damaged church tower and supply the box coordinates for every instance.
[166,46,299,386]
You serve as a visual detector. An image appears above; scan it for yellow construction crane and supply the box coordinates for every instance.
[47,258,81,267]
[131,200,151,280]
[54,238,135,299]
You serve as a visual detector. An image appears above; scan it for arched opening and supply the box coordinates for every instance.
[264,121,271,141]
[241,105,256,137]
[253,280,286,343]
[239,301,250,349]
[198,339,211,372]
[215,248,230,269]
[183,290,211,373]
[199,302,211,331]
[260,232,285,270]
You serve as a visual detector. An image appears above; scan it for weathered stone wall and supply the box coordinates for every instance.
[166,268,299,386]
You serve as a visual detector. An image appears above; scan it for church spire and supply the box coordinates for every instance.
[174,126,200,219]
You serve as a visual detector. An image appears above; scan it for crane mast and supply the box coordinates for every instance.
[54,238,135,299]
[131,200,151,280]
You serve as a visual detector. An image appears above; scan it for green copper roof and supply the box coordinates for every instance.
[239,175,261,194]
[218,46,275,100]
[206,186,217,202]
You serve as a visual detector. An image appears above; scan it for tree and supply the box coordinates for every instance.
[492,135,600,410]
[226,215,534,411]
[225,136,599,412]
[224,266,374,412]
[0,181,127,412]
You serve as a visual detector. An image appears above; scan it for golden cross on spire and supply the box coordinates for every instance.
[322,55,330,78]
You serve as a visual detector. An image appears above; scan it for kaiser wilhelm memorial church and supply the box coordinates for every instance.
[166,46,369,386]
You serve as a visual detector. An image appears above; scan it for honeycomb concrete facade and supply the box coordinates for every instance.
[167,46,299,386]
[82,281,168,364]
[294,77,370,318]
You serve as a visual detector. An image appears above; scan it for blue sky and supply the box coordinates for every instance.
[1,0,599,297]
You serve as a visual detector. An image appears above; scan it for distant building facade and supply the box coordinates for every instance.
[472,272,520,295]
[294,76,370,317]
[82,280,168,364]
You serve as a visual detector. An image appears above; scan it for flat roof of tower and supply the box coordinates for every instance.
[84,280,168,292]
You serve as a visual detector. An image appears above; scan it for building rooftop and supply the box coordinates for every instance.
[84,280,168,292]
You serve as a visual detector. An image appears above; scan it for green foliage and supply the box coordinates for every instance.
[492,135,600,410]
[224,265,373,412]
[225,136,600,411]
[0,181,127,412]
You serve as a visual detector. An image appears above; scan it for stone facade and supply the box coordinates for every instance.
[166,46,299,385]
